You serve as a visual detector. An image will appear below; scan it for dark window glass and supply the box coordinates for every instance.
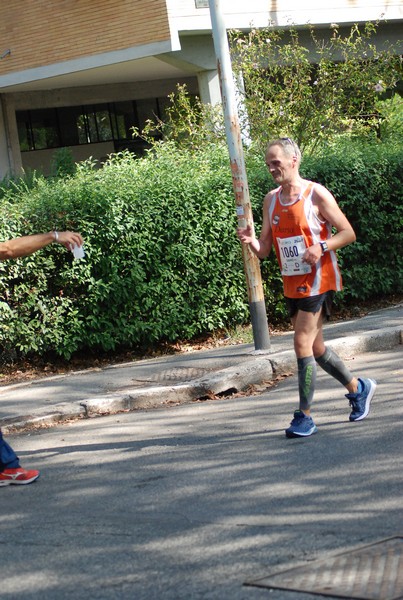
[16,110,32,151]
[112,101,138,140]
[77,111,89,144]
[136,98,159,131]
[30,108,60,149]
[95,105,113,141]
[17,99,162,152]
[87,109,98,143]
[57,106,82,146]
[157,96,172,121]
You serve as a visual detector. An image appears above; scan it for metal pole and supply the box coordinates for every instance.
[208,0,270,351]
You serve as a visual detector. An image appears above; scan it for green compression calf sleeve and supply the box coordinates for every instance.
[298,356,316,411]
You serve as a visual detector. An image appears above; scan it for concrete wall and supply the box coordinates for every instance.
[8,77,199,112]
[168,0,402,31]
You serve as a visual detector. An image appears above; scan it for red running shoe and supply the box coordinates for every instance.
[0,468,40,486]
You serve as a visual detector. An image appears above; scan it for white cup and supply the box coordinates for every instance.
[72,244,85,260]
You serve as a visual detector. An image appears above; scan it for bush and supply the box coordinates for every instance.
[229,22,402,154]
[300,139,402,300]
[0,146,250,358]
[0,141,401,359]
[50,147,77,178]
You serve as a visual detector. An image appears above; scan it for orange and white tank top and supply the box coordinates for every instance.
[269,181,342,298]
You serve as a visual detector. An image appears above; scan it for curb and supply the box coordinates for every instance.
[2,326,401,434]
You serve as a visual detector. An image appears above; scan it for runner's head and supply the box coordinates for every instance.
[266,138,301,166]
[265,138,301,184]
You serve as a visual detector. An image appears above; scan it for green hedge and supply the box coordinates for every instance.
[0,140,401,359]
[0,146,247,358]
[300,140,403,299]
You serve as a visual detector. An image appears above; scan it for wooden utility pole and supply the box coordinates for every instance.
[208,0,271,350]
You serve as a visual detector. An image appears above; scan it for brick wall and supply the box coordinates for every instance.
[0,0,171,74]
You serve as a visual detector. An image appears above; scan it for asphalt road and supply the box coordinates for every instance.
[1,346,402,600]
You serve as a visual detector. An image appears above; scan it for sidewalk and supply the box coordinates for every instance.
[1,303,401,433]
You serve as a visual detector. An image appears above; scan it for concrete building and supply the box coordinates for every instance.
[0,0,401,178]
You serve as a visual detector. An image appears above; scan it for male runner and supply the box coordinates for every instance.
[237,137,376,437]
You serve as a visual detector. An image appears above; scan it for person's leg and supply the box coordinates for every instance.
[292,308,323,416]
[285,307,322,438]
[313,325,359,392]
[315,345,358,392]
[312,312,376,421]
[313,291,359,394]
[0,429,40,486]
[0,429,20,471]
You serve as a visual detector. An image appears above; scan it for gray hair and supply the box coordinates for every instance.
[266,137,302,163]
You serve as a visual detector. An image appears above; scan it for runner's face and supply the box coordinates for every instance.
[265,145,295,184]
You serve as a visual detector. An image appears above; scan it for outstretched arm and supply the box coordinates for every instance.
[0,231,84,261]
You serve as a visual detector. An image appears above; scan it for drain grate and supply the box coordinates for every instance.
[246,537,403,600]
[133,367,211,384]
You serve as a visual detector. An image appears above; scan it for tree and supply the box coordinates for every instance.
[228,21,402,153]
[133,22,401,155]
[132,84,226,151]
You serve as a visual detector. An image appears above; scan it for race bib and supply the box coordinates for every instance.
[278,236,311,276]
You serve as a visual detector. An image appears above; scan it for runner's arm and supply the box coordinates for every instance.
[303,185,356,265]
[236,193,274,259]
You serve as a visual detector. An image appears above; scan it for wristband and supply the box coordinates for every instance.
[53,231,59,242]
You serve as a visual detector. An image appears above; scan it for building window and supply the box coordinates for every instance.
[17,108,60,151]
[16,99,164,153]
[58,106,83,146]
[111,101,139,140]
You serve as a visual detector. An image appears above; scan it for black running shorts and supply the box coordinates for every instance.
[285,291,335,320]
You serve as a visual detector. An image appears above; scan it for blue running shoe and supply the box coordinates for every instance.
[346,377,377,422]
[285,410,318,438]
